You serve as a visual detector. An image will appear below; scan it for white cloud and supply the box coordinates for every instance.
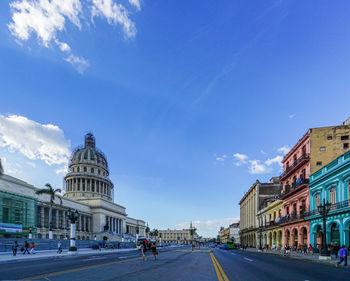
[248,160,271,174]
[176,217,239,237]
[289,113,296,119]
[128,0,141,11]
[233,153,248,166]
[277,145,290,155]
[65,54,89,73]
[0,114,71,169]
[55,39,71,52]
[91,0,136,38]
[260,149,267,155]
[265,155,283,167]
[8,0,140,71]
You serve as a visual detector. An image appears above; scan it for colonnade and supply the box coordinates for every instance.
[106,216,123,234]
[66,178,111,196]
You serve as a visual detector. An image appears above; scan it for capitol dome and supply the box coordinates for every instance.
[64,133,114,201]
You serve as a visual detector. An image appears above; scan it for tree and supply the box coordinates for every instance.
[145,225,150,237]
[36,183,62,239]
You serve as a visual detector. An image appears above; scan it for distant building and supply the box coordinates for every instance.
[152,229,198,244]
[229,222,240,245]
[218,226,230,243]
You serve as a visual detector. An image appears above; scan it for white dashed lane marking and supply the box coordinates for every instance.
[244,257,253,261]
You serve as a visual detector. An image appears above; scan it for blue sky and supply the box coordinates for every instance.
[1,0,350,237]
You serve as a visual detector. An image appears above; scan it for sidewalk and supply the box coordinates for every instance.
[241,248,348,268]
[0,247,137,264]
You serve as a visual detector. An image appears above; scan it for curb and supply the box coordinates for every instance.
[0,248,138,264]
[240,250,349,269]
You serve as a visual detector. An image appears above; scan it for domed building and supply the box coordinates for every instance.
[0,133,145,241]
[64,133,114,201]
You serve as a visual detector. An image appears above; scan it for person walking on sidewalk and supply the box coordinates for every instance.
[57,241,63,254]
[336,245,347,267]
[23,241,30,255]
[12,241,19,256]
[151,242,157,260]
[30,242,35,254]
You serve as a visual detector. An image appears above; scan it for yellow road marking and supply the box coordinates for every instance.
[209,249,229,281]
[20,249,181,281]
[210,252,223,281]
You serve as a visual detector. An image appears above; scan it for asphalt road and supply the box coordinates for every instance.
[0,246,348,281]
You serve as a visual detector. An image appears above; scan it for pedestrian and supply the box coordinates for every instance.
[336,245,347,267]
[98,242,102,251]
[117,242,120,249]
[151,242,157,260]
[333,244,340,258]
[12,241,19,256]
[308,244,313,255]
[23,241,30,255]
[141,242,147,261]
[30,242,36,254]
[105,243,108,250]
[110,244,114,250]
[57,241,62,254]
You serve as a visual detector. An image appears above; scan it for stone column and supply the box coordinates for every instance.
[63,210,66,230]
[40,206,44,228]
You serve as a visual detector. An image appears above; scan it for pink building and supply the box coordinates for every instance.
[280,131,311,247]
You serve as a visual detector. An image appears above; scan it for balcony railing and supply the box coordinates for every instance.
[281,178,309,197]
[262,210,308,228]
[280,154,310,179]
[305,199,350,217]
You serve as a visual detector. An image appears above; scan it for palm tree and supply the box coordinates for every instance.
[36,183,62,239]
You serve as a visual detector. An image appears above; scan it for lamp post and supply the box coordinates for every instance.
[67,209,79,254]
[258,226,263,252]
[318,199,331,259]
[136,225,139,242]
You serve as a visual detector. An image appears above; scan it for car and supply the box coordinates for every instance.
[219,244,229,250]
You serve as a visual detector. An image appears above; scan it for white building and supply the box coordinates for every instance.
[0,133,145,241]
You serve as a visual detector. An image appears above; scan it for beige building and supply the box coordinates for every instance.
[239,178,281,247]
[153,229,198,244]
[218,226,230,243]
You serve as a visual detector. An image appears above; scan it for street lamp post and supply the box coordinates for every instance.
[258,226,263,252]
[318,199,331,260]
[67,209,79,254]
[28,227,33,239]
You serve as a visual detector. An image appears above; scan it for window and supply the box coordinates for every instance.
[344,143,349,149]
[77,167,80,172]
[84,167,87,172]
[315,193,321,208]
[327,135,333,140]
[329,187,336,204]
[316,161,322,166]
[320,147,326,151]
[341,135,349,141]
[91,168,94,173]
[98,169,100,175]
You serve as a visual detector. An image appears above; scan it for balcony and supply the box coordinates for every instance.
[280,154,310,180]
[281,178,309,198]
[305,199,350,218]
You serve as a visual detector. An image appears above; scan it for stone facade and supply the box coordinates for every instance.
[239,178,281,247]
[154,229,198,244]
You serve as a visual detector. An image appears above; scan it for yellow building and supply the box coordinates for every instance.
[265,200,283,249]
[218,227,230,243]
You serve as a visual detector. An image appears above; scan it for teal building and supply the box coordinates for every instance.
[306,150,350,248]
[0,190,37,237]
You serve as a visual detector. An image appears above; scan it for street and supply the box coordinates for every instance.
[0,246,349,281]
